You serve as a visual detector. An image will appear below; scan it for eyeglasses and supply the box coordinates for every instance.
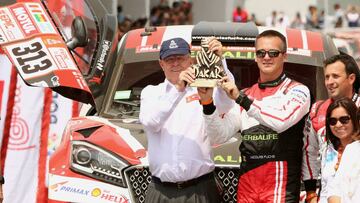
[163,55,189,64]
[255,49,284,58]
[328,116,351,126]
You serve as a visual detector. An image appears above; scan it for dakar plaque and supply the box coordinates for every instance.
[190,38,226,87]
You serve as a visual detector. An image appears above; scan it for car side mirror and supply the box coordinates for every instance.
[66,16,88,49]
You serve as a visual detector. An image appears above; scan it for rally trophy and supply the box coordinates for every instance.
[190,38,226,87]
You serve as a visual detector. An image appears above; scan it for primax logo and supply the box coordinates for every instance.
[96,40,111,70]
[59,186,90,196]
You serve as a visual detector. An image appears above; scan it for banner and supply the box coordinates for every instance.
[3,75,46,203]
[0,56,12,141]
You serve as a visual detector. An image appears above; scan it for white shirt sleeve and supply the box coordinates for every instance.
[213,58,235,114]
[204,104,241,145]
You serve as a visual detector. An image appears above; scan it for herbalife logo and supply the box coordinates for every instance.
[169,40,178,49]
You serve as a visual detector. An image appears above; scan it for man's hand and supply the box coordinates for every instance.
[175,67,195,92]
[307,197,318,203]
[197,87,213,103]
[219,76,239,100]
[208,37,223,57]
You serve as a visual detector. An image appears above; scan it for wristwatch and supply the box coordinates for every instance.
[0,176,4,184]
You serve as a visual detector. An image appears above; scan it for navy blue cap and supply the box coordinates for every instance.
[160,38,190,59]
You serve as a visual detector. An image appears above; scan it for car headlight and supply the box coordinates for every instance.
[70,140,129,187]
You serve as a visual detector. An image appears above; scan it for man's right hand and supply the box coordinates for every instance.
[219,76,240,100]
[175,67,195,92]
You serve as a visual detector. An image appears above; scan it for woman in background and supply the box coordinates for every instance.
[327,102,360,203]
[317,97,359,202]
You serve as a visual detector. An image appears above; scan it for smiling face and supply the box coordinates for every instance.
[329,106,354,145]
[159,54,192,84]
[324,61,355,100]
[255,36,287,82]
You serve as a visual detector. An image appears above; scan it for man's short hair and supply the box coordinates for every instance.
[255,30,287,53]
[323,53,360,92]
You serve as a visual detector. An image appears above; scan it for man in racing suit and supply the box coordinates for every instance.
[302,53,360,203]
[197,30,311,202]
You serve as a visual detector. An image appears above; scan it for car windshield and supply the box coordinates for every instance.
[43,0,98,75]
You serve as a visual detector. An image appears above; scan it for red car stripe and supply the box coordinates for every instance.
[286,28,303,49]
[306,31,323,51]
[146,26,166,46]
[125,29,144,49]
[125,27,166,49]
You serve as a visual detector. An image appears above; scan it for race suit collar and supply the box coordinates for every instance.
[258,73,286,89]
[352,92,359,102]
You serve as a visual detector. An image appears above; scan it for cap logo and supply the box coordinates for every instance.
[169,40,178,49]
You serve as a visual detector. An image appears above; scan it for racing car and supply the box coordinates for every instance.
[0,0,339,202]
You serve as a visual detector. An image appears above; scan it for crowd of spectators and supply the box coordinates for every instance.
[117,2,359,39]
[230,3,360,30]
[117,1,192,40]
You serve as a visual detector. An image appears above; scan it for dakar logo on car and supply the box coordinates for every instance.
[91,188,129,203]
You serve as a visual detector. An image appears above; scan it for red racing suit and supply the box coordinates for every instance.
[301,93,360,193]
[204,75,311,202]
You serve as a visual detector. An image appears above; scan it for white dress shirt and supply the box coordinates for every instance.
[327,140,360,203]
[140,79,233,182]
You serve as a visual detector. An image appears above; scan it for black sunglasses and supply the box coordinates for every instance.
[256,49,284,58]
[328,116,351,126]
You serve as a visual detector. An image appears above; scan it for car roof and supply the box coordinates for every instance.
[120,22,339,67]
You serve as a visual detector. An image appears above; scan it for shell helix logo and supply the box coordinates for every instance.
[91,188,129,203]
[91,188,101,197]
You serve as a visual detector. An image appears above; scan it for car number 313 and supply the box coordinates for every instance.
[10,40,52,74]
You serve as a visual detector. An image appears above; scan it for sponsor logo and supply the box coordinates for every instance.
[12,6,37,35]
[242,133,278,141]
[91,188,101,197]
[33,13,46,22]
[135,45,159,53]
[51,76,60,86]
[0,9,16,30]
[192,50,255,59]
[59,185,90,196]
[214,155,241,163]
[249,154,276,159]
[96,40,111,70]
[49,181,68,191]
[169,40,178,49]
[91,188,129,203]
[192,35,256,42]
